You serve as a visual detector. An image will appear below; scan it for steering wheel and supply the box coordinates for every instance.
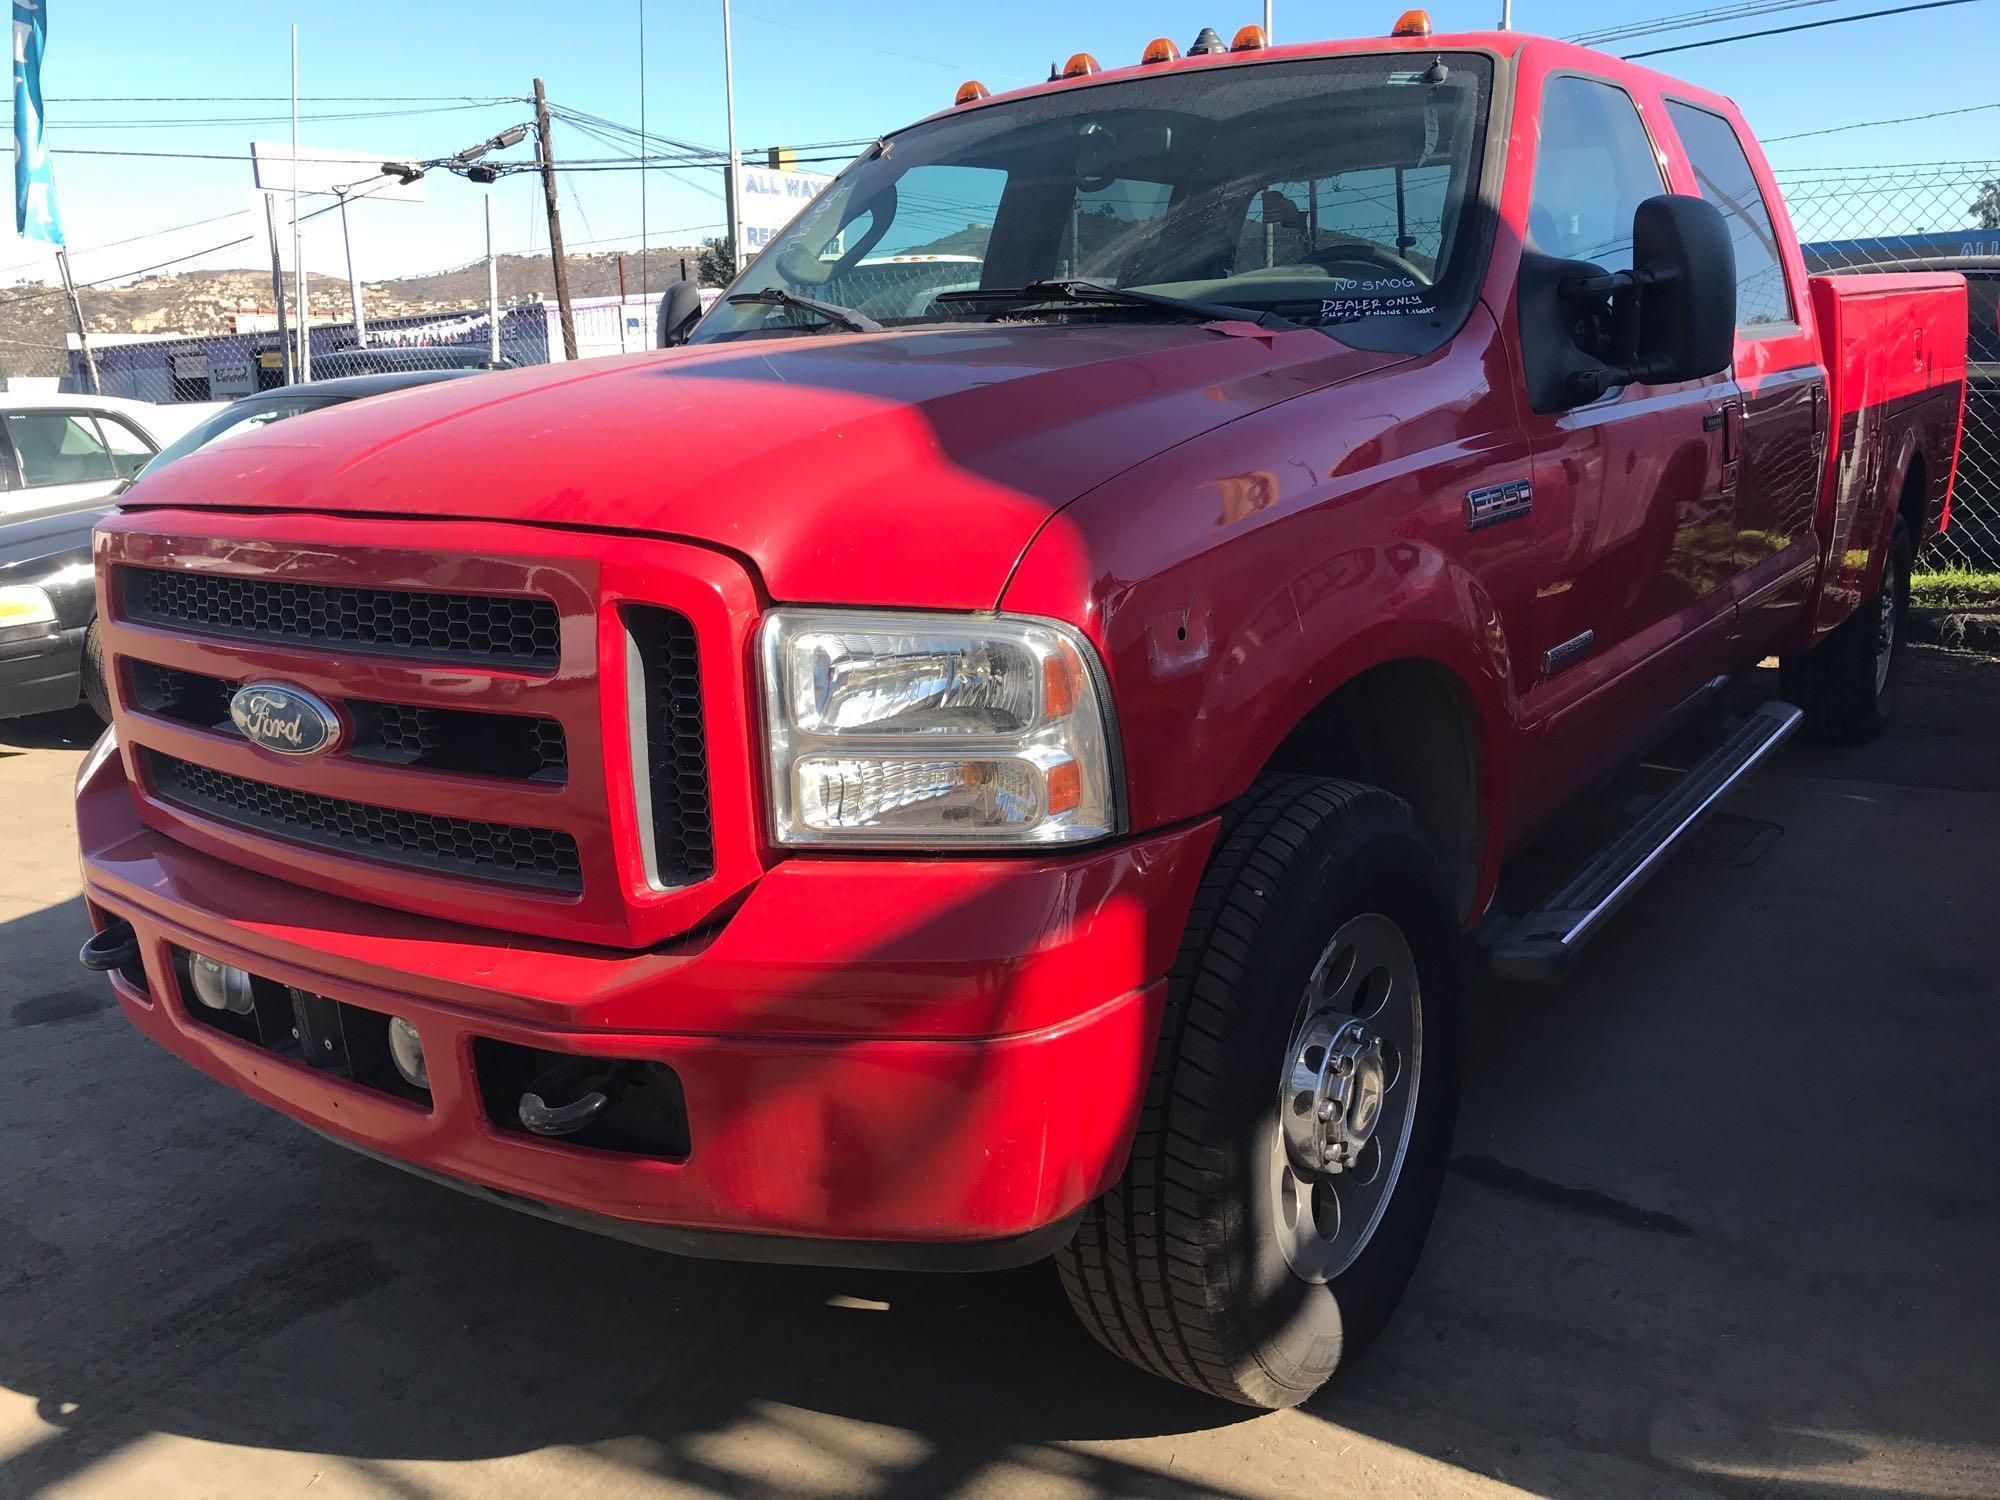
[1304,242,1434,289]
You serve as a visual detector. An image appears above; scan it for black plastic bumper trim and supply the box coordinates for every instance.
[308,1126,1083,1272]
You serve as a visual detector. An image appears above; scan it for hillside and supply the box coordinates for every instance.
[0,247,705,380]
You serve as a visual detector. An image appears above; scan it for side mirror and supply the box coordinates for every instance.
[1627,193,1736,386]
[1518,192,1736,414]
[657,279,703,348]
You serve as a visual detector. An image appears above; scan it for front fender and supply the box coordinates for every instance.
[1001,318,1529,900]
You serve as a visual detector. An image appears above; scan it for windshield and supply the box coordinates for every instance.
[693,52,1494,349]
[141,395,336,474]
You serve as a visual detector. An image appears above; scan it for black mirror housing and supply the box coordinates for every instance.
[1518,192,1737,414]
[1630,193,1736,385]
[657,279,704,348]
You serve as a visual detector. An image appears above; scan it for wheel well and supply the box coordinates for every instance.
[1262,660,1484,920]
[1898,453,1929,544]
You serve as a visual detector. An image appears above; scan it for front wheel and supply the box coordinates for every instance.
[1056,778,1463,1408]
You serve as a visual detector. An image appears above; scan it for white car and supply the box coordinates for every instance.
[0,393,221,519]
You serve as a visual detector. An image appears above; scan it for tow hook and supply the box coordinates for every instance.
[79,918,139,973]
[518,1056,632,1138]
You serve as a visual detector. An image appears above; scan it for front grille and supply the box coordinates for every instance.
[131,661,568,781]
[148,750,582,892]
[624,607,714,885]
[122,566,560,670]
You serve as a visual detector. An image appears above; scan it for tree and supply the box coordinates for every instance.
[696,236,737,287]
[1973,179,2000,231]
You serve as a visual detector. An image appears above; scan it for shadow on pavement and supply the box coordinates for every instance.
[2,650,1997,1497]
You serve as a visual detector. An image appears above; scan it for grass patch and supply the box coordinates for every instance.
[1912,569,2000,612]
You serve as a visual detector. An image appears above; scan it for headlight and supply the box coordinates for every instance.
[760,609,1121,847]
[0,584,57,640]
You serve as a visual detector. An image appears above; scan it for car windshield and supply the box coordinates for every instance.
[692,52,1495,347]
[141,396,336,474]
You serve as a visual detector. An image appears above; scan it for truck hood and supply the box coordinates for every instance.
[121,324,1403,608]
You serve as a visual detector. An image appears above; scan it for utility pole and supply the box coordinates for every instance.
[337,190,367,341]
[722,0,741,266]
[263,193,293,384]
[292,24,310,381]
[532,77,578,360]
[638,0,648,298]
[485,193,502,366]
[54,249,99,394]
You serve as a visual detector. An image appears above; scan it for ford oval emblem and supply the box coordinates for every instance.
[229,683,341,758]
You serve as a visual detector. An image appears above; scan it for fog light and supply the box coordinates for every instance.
[388,1016,428,1089]
[187,953,255,1015]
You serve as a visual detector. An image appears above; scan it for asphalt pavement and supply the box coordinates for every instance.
[2,646,1995,1499]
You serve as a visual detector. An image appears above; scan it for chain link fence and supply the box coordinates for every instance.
[1780,160,2000,572]
[15,293,674,407]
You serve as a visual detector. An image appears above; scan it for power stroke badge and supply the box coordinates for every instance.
[229,684,341,758]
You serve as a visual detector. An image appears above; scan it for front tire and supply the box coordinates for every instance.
[1056,777,1463,1408]
[81,620,112,724]
[1779,515,1911,743]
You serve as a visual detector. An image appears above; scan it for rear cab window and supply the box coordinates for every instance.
[1665,100,1796,330]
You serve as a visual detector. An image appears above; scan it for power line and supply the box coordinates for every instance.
[0,206,253,280]
[1625,0,1987,58]
[1763,100,2000,141]
[49,94,518,103]
[53,101,521,131]
[55,146,410,164]
[0,189,389,309]
[1570,1,1841,46]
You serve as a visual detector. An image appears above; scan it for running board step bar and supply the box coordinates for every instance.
[1487,701,1802,981]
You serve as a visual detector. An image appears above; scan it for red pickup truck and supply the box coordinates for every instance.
[76,18,1965,1407]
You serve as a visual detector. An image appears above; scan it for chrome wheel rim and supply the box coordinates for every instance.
[1874,584,1897,696]
[1269,912,1423,1284]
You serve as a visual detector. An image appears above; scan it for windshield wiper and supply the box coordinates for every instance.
[725,286,883,333]
[935,279,1301,332]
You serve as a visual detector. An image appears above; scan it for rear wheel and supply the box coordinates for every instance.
[1779,515,1911,743]
[81,620,111,723]
[1056,777,1463,1408]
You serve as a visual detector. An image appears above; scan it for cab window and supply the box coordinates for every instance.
[95,414,158,478]
[1666,100,1795,328]
[4,411,117,487]
[1527,76,1667,273]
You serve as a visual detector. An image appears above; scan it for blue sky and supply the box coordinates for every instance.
[13,0,2000,293]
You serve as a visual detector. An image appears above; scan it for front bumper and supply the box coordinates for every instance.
[79,742,1214,1263]
[0,622,84,719]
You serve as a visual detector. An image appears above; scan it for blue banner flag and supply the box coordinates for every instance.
[13,0,63,244]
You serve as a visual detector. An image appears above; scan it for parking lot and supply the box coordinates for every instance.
[2,645,1996,1500]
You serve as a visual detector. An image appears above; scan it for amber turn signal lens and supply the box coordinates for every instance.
[954,79,989,105]
[1230,24,1268,51]
[1392,8,1432,36]
[1141,36,1181,63]
[1062,52,1100,78]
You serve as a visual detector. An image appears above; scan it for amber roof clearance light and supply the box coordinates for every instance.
[1142,37,1182,63]
[1392,9,1433,36]
[954,80,990,105]
[1230,24,1269,51]
[1062,52,1101,78]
